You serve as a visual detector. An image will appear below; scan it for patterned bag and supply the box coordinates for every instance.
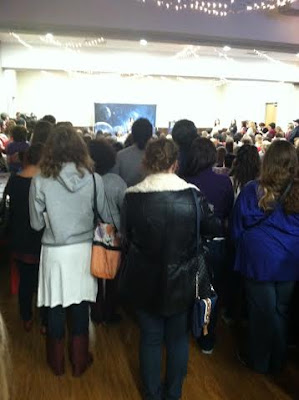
[90,175,121,279]
[191,189,218,339]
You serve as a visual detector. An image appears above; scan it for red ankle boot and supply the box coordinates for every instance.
[70,334,93,377]
[46,336,65,376]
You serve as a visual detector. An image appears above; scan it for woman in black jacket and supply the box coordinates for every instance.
[120,138,222,400]
[6,144,45,332]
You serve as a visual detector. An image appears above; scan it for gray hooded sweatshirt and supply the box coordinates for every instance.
[29,163,112,246]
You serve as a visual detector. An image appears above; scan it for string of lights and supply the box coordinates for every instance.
[8,32,298,83]
[139,0,295,16]
[9,32,33,49]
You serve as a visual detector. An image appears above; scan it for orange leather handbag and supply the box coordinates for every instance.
[91,175,121,279]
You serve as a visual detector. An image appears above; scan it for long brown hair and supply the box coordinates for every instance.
[259,140,298,212]
[40,125,94,178]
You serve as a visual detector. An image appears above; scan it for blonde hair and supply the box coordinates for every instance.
[0,312,10,400]
[262,140,271,153]
[248,121,257,133]
[255,134,263,145]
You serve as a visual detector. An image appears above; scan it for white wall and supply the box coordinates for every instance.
[1,70,17,116]
[14,69,299,129]
[220,80,298,129]
[15,70,221,127]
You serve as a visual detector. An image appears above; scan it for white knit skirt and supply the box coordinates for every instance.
[37,242,97,308]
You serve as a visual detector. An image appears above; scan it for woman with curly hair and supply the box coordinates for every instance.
[232,140,299,374]
[120,137,222,400]
[230,144,261,198]
[29,125,111,377]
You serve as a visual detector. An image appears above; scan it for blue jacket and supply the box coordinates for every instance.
[231,180,299,281]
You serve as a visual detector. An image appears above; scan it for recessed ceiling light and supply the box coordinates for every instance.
[45,33,54,40]
[223,46,231,51]
[140,39,148,46]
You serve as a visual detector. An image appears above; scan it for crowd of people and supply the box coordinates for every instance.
[0,112,299,400]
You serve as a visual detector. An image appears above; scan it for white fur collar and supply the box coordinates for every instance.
[126,173,199,194]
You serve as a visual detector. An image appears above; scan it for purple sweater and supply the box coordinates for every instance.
[6,141,29,173]
[186,168,234,221]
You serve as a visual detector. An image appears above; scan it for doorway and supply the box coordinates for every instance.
[265,103,277,125]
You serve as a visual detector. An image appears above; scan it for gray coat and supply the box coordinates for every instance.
[112,144,145,187]
[101,173,127,231]
[29,163,112,246]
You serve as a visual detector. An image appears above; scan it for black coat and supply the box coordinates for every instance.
[119,173,222,316]
[6,175,43,256]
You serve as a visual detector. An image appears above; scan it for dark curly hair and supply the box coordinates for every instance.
[143,138,178,174]
[40,125,93,178]
[230,145,260,191]
[185,137,216,176]
[259,140,298,213]
[88,139,116,176]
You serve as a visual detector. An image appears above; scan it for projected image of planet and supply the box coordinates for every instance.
[94,103,157,135]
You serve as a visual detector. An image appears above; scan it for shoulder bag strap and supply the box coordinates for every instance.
[191,189,201,299]
[92,174,104,225]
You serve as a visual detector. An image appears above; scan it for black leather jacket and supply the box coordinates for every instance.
[120,173,223,316]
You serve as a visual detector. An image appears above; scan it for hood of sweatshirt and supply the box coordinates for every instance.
[57,162,92,193]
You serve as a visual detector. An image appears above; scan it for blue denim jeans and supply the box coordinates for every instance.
[136,310,189,400]
[245,279,295,373]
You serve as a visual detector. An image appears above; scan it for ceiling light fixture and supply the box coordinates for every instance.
[138,0,295,16]
[45,33,54,40]
[140,39,148,46]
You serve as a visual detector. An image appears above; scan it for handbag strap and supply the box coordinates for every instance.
[191,189,201,299]
[191,189,200,258]
[92,174,104,225]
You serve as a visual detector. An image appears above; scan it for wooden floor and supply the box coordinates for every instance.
[1,263,299,400]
